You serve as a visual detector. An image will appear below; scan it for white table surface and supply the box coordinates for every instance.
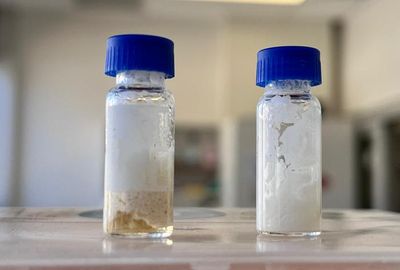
[1,208,400,269]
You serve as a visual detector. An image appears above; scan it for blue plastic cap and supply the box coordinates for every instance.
[256,46,321,87]
[105,34,174,78]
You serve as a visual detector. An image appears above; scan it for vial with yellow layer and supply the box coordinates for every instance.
[103,34,175,238]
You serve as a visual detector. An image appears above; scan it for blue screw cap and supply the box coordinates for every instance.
[256,46,321,87]
[105,34,174,78]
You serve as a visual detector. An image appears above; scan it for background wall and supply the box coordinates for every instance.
[14,13,226,206]
[1,4,334,207]
[343,0,400,115]
[1,0,383,209]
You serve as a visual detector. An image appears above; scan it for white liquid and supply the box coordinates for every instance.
[105,103,174,192]
[256,94,321,235]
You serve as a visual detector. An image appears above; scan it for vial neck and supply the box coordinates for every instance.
[265,80,311,95]
[116,70,166,90]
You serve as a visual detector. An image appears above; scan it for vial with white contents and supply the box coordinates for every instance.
[103,34,175,238]
[256,46,322,236]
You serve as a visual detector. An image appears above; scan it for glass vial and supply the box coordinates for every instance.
[103,35,175,238]
[255,46,322,236]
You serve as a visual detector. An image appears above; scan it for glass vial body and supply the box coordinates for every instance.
[256,80,321,236]
[104,70,175,238]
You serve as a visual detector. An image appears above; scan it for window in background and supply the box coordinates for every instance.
[387,119,400,212]
[0,62,16,206]
[356,131,372,209]
[174,127,219,207]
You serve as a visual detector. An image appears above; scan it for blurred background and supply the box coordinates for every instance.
[0,0,399,211]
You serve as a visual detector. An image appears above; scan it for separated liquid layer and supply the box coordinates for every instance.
[104,191,173,237]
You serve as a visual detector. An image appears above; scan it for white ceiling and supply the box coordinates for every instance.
[147,0,367,22]
[0,0,368,22]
